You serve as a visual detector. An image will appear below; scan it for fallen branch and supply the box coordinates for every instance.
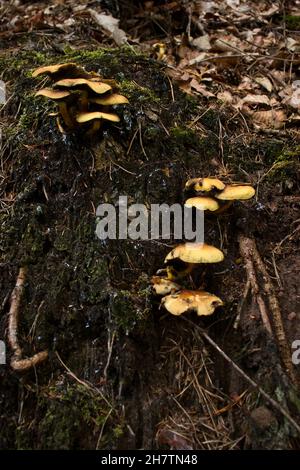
[181,317,300,435]
[8,267,48,371]
[238,234,297,386]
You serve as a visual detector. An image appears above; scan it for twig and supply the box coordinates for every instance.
[126,127,139,156]
[233,279,250,329]
[238,234,297,386]
[166,75,175,102]
[181,317,300,435]
[56,351,113,409]
[238,235,272,335]
[138,120,148,160]
[103,330,116,381]
[8,267,48,371]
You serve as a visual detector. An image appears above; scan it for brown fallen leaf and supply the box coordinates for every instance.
[245,107,286,129]
[255,76,273,93]
[89,9,128,46]
[279,81,300,110]
[241,94,270,107]
[190,78,215,97]
[217,90,234,104]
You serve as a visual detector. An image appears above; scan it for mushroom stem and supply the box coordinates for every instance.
[215,201,233,214]
[58,101,75,129]
[78,90,89,113]
[86,119,102,136]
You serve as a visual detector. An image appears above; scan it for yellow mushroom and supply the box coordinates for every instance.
[76,111,120,123]
[215,184,255,201]
[151,276,180,296]
[32,63,92,80]
[161,290,223,316]
[90,94,129,106]
[185,196,219,212]
[76,111,120,135]
[35,88,75,129]
[165,243,224,265]
[54,78,112,95]
[185,177,225,193]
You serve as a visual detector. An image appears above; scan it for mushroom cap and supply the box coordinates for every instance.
[215,184,255,200]
[90,94,129,105]
[32,63,88,79]
[54,78,111,94]
[161,290,223,316]
[185,177,225,192]
[165,243,224,264]
[35,88,71,100]
[185,196,219,211]
[151,276,180,296]
[76,112,120,123]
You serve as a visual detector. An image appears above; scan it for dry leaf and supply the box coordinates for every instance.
[279,81,300,110]
[241,94,270,106]
[89,10,127,46]
[192,34,211,51]
[190,78,215,97]
[245,108,286,129]
[255,76,273,93]
[217,90,234,103]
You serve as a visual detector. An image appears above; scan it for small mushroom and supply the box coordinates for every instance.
[32,63,92,80]
[165,243,224,264]
[185,177,225,193]
[151,276,180,295]
[161,290,223,316]
[76,111,120,123]
[54,78,112,95]
[35,89,71,100]
[76,111,120,135]
[35,88,75,129]
[215,184,255,201]
[90,94,129,106]
[185,196,219,212]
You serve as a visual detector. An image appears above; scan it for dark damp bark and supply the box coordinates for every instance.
[0,48,299,450]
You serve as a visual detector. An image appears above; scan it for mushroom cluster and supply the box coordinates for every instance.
[152,176,255,319]
[185,177,255,213]
[33,62,128,135]
[152,242,224,317]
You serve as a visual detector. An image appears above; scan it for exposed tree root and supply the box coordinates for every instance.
[238,234,297,386]
[8,266,48,371]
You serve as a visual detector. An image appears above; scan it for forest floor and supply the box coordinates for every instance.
[0,0,300,450]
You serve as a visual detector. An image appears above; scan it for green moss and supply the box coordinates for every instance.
[110,289,150,333]
[284,15,300,30]
[119,79,160,103]
[21,222,45,263]
[266,145,300,181]
[170,126,196,142]
[16,382,115,450]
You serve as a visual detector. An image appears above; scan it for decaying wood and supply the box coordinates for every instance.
[8,267,48,371]
[238,234,297,386]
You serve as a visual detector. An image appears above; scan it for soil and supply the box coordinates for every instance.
[0,4,300,451]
